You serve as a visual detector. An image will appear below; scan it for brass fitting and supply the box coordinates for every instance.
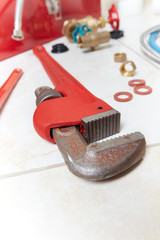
[120,61,136,77]
[62,16,108,42]
[78,31,110,49]
[114,53,127,62]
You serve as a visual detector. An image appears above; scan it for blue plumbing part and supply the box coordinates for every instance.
[72,24,92,43]
[149,31,160,53]
[72,25,81,43]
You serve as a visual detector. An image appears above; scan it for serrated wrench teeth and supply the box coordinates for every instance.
[53,126,146,180]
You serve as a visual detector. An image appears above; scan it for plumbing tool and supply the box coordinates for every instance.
[33,45,146,180]
[0,69,23,111]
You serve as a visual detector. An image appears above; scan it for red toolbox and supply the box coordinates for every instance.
[0,0,101,61]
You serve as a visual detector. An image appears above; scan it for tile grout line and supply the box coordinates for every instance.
[0,162,65,181]
[146,143,160,148]
[0,143,160,181]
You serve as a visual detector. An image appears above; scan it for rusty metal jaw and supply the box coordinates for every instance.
[53,126,146,181]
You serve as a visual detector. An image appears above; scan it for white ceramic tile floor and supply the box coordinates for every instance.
[1,30,160,177]
[118,0,160,68]
[0,145,160,240]
[0,0,160,239]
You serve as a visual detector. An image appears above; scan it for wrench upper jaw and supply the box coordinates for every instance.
[53,126,146,181]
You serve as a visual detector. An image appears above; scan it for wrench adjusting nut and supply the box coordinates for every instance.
[120,61,136,77]
[35,87,62,106]
[114,52,126,62]
[114,91,133,102]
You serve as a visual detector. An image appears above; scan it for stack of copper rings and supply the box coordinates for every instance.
[114,79,152,102]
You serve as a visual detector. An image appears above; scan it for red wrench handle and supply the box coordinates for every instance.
[33,45,96,102]
[0,69,23,111]
[33,46,113,142]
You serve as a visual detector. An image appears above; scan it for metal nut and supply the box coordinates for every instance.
[120,61,136,77]
[114,52,126,62]
[35,86,62,106]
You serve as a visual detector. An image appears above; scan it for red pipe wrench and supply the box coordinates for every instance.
[33,45,120,144]
[33,45,145,180]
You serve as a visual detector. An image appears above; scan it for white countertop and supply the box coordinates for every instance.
[0,0,160,239]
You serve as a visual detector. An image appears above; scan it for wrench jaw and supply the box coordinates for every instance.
[53,126,146,180]
[82,109,120,144]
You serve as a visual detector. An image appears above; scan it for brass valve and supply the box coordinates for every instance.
[62,16,108,42]
[78,31,110,50]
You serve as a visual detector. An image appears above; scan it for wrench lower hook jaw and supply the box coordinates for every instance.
[53,126,146,181]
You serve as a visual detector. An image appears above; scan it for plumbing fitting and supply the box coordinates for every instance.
[62,16,106,42]
[45,0,62,20]
[72,25,92,43]
[134,86,152,95]
[51,43,69,53]
[128,79,145,87]
[78,31,110,50]
[120,61,136,77]
[12,0,24,40]
[114,91,133,102]
[114,52,126,62]
[45,0,59,15]
[110,30,124,39]
[128,79,152,95]
[62,4,119,42]
[12,0,62,41]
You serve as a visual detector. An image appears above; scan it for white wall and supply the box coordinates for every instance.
[101,0,117,17]
[101,0,153,18]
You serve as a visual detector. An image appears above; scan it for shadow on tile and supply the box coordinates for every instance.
[82,44,113,53]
